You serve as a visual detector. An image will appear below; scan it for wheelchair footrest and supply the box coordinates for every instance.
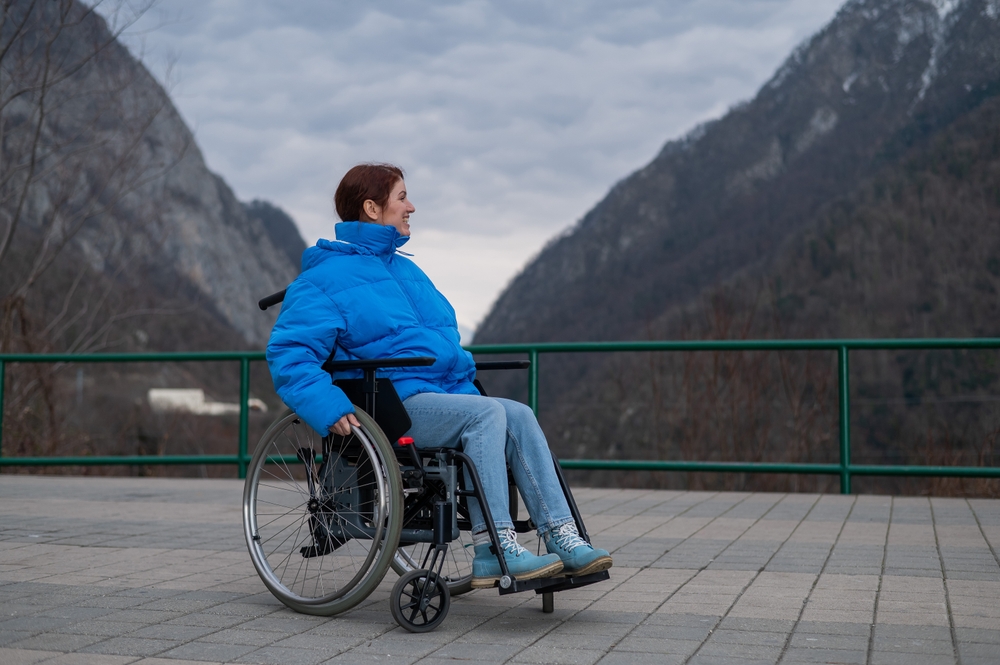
[497,569,610,596]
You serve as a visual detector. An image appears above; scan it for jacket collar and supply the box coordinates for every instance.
[334,221,410,255]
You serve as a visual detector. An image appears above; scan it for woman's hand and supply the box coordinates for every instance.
[330,412,361,437]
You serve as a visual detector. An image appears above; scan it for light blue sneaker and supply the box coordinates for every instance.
[471,528,563,588]
[543,523,613,576]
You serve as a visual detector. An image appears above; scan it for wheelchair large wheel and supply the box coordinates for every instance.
[243,409,403,616]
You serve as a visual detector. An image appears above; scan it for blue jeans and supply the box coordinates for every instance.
[402,393,575,535]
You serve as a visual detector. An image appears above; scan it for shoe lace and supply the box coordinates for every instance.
[498,528,528,556]
[551,523,589,552]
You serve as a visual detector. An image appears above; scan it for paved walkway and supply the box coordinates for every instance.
[0,476,997,665]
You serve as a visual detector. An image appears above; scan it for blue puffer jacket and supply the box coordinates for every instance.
[266,221,479,435]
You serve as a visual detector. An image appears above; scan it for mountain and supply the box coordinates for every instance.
[473,0,1000,494]
[0,1,305,466]
[0,0,303,354]
[477,0,999,345]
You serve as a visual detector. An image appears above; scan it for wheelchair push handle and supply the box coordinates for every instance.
[258,289,287,310]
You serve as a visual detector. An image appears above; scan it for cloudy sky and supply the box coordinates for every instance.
[116,0,845,339]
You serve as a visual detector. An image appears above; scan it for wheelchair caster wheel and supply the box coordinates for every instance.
[391,569,450,633]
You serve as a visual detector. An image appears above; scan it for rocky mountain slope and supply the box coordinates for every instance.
[473,0,1000,494]
[476,0,1000,346]
[0,0,303,353]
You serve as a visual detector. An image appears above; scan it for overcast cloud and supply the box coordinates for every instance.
[118,0,845,338]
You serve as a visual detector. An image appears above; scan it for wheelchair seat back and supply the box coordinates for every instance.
[334,377,412,443]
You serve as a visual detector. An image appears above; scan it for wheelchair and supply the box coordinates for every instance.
[242,290,609,632]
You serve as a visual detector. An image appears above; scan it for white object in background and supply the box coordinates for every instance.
[148,389,267,415]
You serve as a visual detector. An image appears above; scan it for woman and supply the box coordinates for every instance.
[267,163,612,588]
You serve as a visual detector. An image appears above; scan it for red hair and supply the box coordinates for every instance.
[334,163,405,222]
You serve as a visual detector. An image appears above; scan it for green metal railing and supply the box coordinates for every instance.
[0,351,263,479]
[1,339,999,492]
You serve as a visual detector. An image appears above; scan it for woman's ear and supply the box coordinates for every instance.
[362,199,380,222]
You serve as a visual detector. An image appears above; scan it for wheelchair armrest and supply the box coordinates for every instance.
[474,360,531,371]
[324,356,436,372]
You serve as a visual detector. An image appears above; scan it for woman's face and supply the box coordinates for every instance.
[365,179,415,236]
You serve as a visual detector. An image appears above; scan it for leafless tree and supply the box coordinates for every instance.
[0,0,182,354]
[0,0,193,461]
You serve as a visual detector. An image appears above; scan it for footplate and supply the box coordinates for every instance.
[496,569,610,595]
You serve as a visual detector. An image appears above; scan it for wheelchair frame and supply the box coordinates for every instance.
[244,292,609,632]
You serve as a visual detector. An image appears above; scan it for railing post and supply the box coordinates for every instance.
[238,356,250,479]
[838,345,851,494]
[0,359,5,460]
[528,349,539,417]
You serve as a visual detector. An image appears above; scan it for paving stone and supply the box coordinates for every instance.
[614,636,700,654]
[236,645,333,665]
[869,651,956,665]
[955,627,1000,644]
[696,642,783,660]
[511,644,605,664]
[0,648,62,665]
[197,628,288,647]
[716,617,796,633]
[708,629,788,646]
[959,642,1000,659]
[0,631,36,647]
[78,636,180,657]
[789,632,868,650]
[5,632,107,652]
[163,612,248,629]
[596,652,685,665]
[687,656,776,665]
[36,607,116,621]
[129,623,219,641]
[161,641,259,662]
[873,624,953,641]
[781,647,866,664]
[430,641,521,661]
[58,620,147,637]
[0,616,74,633]
[872,636,954,655]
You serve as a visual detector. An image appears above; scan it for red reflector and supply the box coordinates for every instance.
[397,437,414,446]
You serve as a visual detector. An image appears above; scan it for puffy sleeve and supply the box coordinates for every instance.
[266,278,355,435]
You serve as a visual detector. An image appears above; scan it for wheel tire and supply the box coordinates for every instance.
[391,569,451,633]
[243,409,403,616]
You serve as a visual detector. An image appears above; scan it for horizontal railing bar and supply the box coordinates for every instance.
[4,457,995,478]
[0,455,242,466]
[557,460,1000,477]
[2,338,998,365]
[847,464,1000,478]
[468,338,1000,354]
[559,460,841,474]
[0,351,266,363]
